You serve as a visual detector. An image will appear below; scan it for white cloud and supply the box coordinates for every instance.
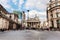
[0,0,11,9]
[25,0,49,11]
[25,10,47,22]
[25,0,50,22]
[0,0,14,12]
[18,0,24,8]
[12,0,17,5]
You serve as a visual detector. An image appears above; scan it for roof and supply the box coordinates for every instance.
[0,4,9,14]
[6,13,18,17]
[0,12,20,24]
[27,18,40,22]
[0,4,19,24]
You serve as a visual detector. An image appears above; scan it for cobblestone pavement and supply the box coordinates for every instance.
[0,30,60,40]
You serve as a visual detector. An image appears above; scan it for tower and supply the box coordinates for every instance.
[27,10,29,20]
[22,11,26,28]
[22,11,25,20]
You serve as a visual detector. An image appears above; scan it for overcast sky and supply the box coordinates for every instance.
[0,0,50,22]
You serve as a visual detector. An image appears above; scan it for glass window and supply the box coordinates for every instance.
[51,21,54,27]
[51,14,53,17]
[56,13,60,17]
[10,15,11,18]
[57,20,60,24]
[57,20,59,28]
[58,13,60,17]
[59,20,60,23]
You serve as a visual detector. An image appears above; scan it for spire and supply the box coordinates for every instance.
[22,11,25,20]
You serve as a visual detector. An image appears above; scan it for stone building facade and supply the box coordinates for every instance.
[47,0,60,29]
[0,4,21,31]
[0,16,9,30]
[26,15,41,29]
[43,21,49,29]
[0,5,9,30]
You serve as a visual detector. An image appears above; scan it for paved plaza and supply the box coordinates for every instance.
[0,30,60,40]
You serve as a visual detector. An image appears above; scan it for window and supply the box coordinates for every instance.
[57,20,60,28]
[51,14,53,17]
[56,13,60,17]
[51,21,54,27]
[10,15,11,18]
[57,20,60,24]
[58,13,60,17]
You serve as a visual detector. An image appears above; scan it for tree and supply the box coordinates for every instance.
[13,11,22,19]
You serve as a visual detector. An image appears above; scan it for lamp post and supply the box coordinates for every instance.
[27,10,29,20]
[27,10,31,29]
[22,11,25,29]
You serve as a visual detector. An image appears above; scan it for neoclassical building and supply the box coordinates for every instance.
[47,0,60,29]
[26,15,41,29]
[0,4,21,31]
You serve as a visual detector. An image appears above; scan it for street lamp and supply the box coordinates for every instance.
[27,10,29,20]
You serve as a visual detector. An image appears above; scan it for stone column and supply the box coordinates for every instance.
[49,21,52,27]
[52,10,57,28]
[53,19,57,28]
[53,10,57,18]
[48,11,52,27]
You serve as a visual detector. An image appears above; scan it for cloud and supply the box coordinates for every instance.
[12,0,18,5]
[0,0,49,22]
[0,0,15,12]
[0,0,11,8]
[24,0,50,22]
[25,10,47,21]
[25,0,49,11]
[18,0,24,8]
